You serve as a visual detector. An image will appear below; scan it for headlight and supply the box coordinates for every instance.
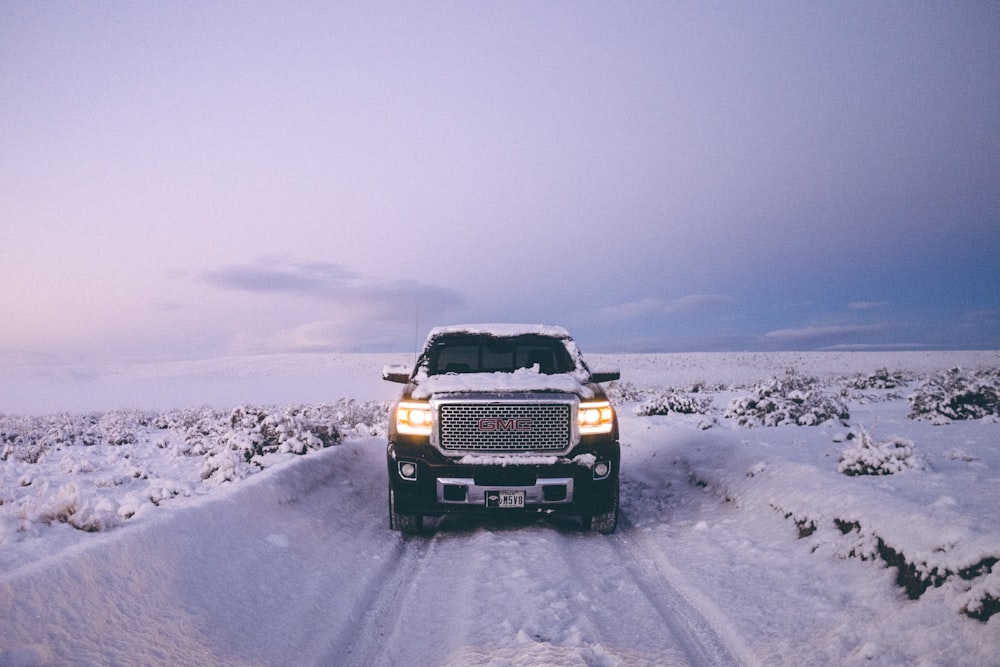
[396,401,433,436]
[579,400,614,434]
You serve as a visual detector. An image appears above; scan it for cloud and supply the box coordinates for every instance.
[156,301,184,312]
[601,294,735,320]
[848,301,890,310]
[960,309,1000,328]
[818,343,932,351]
[200,259,465,352]
[203,260,360,297]
[950,309,1000,347]
[236,318,410,354]
[764,324,890,343]
[203,258,462,308]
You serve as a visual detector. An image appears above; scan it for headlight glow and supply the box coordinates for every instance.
[578,400,614,434]
[396,401,433,435]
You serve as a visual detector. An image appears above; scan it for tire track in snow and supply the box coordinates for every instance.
[326,534,433,667]
[329,526,501,666]
[612,511,760,667]
[320,505,754,665]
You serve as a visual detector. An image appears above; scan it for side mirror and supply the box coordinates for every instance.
[382,365,412,383]
[590,368,620,383]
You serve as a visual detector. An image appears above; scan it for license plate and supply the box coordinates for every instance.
[486,490,525,508]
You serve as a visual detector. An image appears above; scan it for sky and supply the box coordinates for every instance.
[2,2,999,367]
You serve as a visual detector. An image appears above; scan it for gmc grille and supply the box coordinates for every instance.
[438,403,571,452]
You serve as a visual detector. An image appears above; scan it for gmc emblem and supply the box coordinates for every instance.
[478,417,533,432]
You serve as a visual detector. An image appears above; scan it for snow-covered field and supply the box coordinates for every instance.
[2,351,999,666]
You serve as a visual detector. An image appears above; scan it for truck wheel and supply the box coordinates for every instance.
[389,487,423,535]
[586,482,619,534]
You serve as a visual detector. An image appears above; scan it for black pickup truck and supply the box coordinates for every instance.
[383,324,620,534]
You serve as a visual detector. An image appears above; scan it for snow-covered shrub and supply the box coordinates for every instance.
[634,390,712,416]
[604,381,651,403]
[200,449,256,484]
[724,370,849,427]
[908,368,1000,422]
[98,409,153,445]
[1,415,45,463]
[33,482,120,532]
[1,411,161,457]
[228,404,340,461]
[1,413,103,461]
[1,401,364,539]
[330,398,391,437]
[958,569,1000,622]
[838,427,923,476]
[152,404,342,472]
[845,367,911,390]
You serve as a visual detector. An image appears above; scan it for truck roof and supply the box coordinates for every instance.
[425,323,572,341]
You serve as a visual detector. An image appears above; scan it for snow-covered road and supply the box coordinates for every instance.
[2,434,755,666]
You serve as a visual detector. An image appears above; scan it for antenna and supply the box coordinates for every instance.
[413,305,420,363]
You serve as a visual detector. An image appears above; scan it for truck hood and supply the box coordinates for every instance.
[409,367,597,400]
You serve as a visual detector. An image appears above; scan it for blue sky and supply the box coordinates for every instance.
[2,2,999,364]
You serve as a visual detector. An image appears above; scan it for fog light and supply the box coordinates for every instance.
[593,461,611,480]
[398,461,417,481]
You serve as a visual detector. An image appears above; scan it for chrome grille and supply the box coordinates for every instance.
[439,403,571,452]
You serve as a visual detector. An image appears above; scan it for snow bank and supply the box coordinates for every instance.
[0,440,391,666]
[0,400,388,572]
[630,365,1000,624]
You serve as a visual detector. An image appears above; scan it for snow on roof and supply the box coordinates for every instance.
[425,323,573,341]
[411,324,592,399]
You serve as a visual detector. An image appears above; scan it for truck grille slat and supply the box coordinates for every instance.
[439,403,570,452]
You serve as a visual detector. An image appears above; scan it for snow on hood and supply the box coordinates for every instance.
[410,366,595,400]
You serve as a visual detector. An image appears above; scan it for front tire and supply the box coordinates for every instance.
[584,479,619,534]
[389,486,423,535]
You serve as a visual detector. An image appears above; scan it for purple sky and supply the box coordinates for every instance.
[2,2,999,366]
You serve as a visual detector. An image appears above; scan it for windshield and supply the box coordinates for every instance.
[423,334,576,376]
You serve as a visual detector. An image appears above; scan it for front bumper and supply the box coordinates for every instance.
[436,476,575,505]
[387,438,620,518]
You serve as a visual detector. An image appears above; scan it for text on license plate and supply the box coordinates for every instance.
[486,490,525,508]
